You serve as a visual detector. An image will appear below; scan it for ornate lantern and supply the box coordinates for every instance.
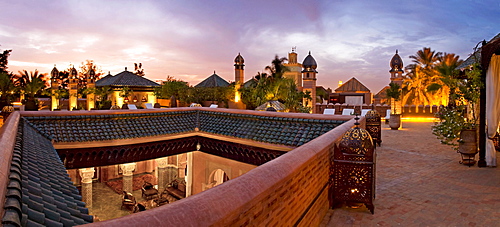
[1,105,14,122]
[365,109,382,147]
[330,116,376,214]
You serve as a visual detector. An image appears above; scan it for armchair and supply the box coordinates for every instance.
[141,182,158,200]
[121,191,136,210]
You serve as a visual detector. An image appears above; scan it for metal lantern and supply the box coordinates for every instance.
[330,116,376,214]
[365,109,382,147]
[1,105,14,122]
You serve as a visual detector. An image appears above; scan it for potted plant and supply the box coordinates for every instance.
[385,82,402,130]
[23,77,45,111]
[432,62,482,165]
[119,86,133,109]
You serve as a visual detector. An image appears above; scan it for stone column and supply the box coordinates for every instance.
[120,163,136,193]
[79,167,95,207]
[155,158,168,192]
[186,152,193,197]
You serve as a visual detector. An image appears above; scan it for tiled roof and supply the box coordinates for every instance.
[24,110,346,147]
[194,73,230,88]
[24,111,198,143]
[2,120,92,226]
[374,86,389,99]
[95,71,160,87]
[335,77,370,92]
[255,101,286,112]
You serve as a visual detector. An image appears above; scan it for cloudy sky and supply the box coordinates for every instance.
[1,0,498,93]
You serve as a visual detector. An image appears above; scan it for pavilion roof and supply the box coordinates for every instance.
[194,72,230,88]
[335,77,370,93]
[95,71,160,87]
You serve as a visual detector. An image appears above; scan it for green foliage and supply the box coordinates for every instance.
[24,77,46,98]
[240,56,307,112]
[432,63,482,149]
[0,72,15,104]
[0,49,12,74]
[432,105,474,149]
[119,86,133,98]
[93,86,113,102]
[385,82,401,100]
[403,48,463,106]
[155,77,189,99]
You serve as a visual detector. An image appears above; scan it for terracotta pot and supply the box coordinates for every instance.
[389,114,401,130]
[458,129,477,154]
[458,129,477,166]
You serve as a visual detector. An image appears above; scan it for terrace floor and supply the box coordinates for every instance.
[321,120,500,226]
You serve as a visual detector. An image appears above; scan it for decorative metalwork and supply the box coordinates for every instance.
[57,136,284,169]
[330,116,375,214]
[365,109,381,147]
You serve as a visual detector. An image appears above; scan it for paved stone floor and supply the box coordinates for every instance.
[321,120,500,227]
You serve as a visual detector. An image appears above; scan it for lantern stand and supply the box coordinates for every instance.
[330,115,376,214]
[365,107,382,147]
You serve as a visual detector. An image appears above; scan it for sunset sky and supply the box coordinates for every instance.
[1,0,498,93]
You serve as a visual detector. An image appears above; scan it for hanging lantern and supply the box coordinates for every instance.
[124,96,129,103]
[132,96,138,103]
[330,115,376,214]
[365,109,382,147]
[142,96,147,102]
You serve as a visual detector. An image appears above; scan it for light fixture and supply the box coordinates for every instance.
[133,96,138,103]
[196,142,201,151]
[124,97,129,103]
[142,96,147,102]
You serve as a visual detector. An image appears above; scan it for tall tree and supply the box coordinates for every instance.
[403,47,450,106]
[0,49,12,74]
[265,55,288,79]
[240,55,306,112]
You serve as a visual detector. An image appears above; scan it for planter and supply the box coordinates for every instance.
[25,99,38,111]
[458,129,478,166]
[389,114,401,130]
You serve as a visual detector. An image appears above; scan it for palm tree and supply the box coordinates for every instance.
[403,47,444,105]
[265,55,288,79]
[15,70,48,101]
[430,53,464,106]
[386,82,401,114]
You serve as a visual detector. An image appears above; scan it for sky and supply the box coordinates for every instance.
[1,0,498,93]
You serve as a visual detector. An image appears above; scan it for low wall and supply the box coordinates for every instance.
[316,103,442,118]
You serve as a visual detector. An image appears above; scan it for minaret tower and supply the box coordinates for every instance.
[69,67,78,111]
[234,53,245,103]
[86,68,96,110]
[390,50,404,86]
[389,50,404,115]
[283,47,303,91]
[50,66,59,111]
[302,51,318,113]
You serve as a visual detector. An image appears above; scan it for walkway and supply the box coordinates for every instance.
[322,121,500,226]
